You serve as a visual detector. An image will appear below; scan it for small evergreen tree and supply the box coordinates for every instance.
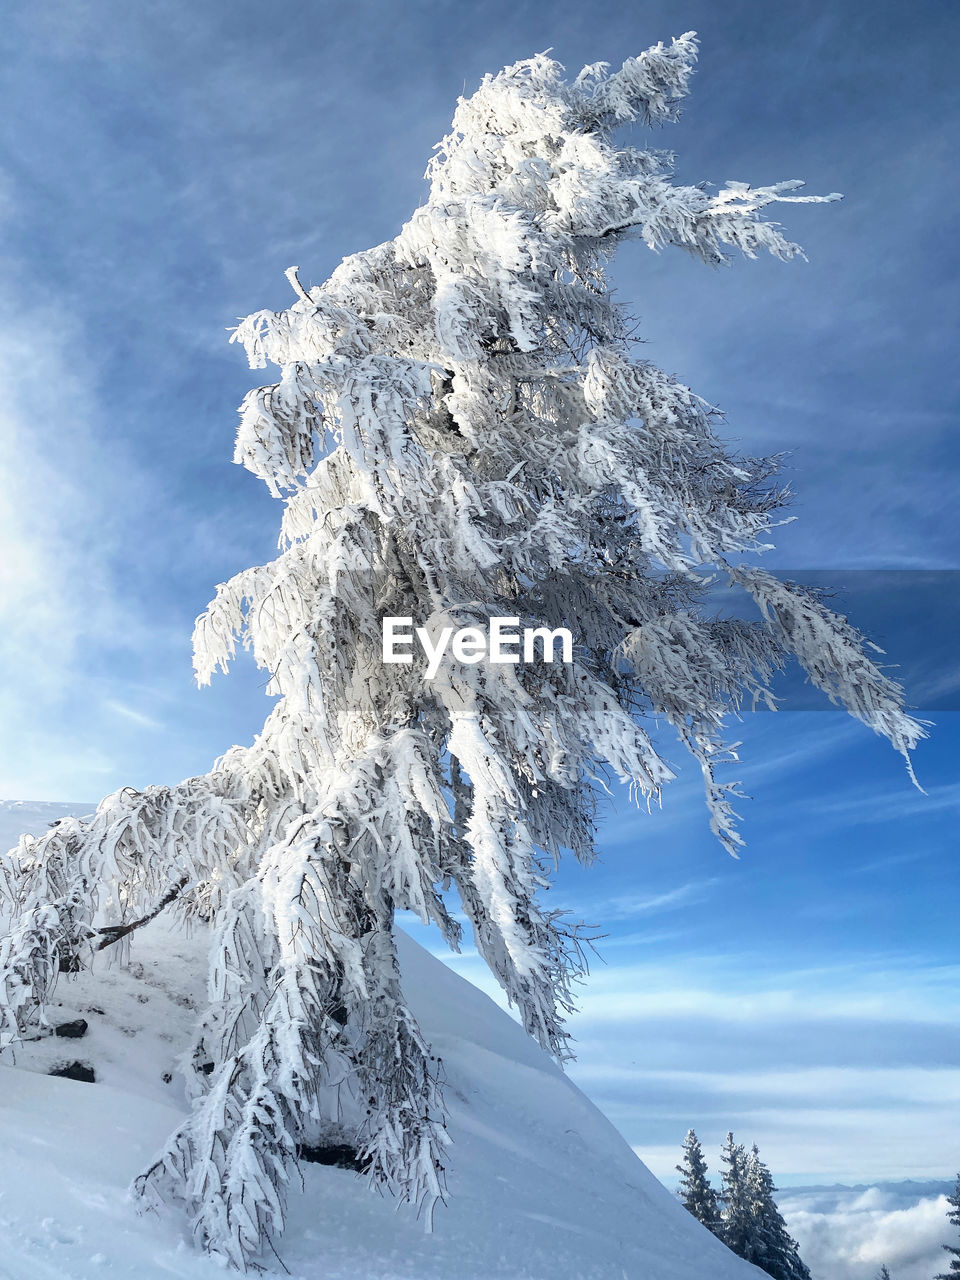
[742,1143,810,1280]
[719,1133,754,1258]
[936,1175,960,1279]
[876,1265,893,1280]
[676,1129,721,1236]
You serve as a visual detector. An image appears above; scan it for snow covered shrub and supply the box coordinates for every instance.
[0,31,923,1269]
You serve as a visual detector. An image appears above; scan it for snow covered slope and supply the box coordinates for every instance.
[0,801,763,1279]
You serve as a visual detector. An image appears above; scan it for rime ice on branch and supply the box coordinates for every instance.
[0,32,924,1268]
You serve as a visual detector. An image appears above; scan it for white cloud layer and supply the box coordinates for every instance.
[778,1182,956,1280]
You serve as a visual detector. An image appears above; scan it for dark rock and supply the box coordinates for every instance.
[49,1061,95,1083]
[200,1061,215,1075]
[297,1142,368,1171]
[55,1018,88,1039]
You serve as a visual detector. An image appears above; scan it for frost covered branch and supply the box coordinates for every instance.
[96,875,190,950]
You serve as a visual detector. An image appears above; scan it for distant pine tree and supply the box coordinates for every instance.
[936,1174,960,1279]
[742,1144,811,1280]
[676,1129,721,1236]
[719,1133,754,1258]
[876,1266,893,1280]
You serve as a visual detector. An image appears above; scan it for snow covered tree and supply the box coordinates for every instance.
[936,1175,960,1279]
[677,1129,721,1235]
[0,31,925,1269]
[719,1133,754,1258]
[876,1265,893,1280]
[717,1137,810,1279]
[741,1143,810,1280]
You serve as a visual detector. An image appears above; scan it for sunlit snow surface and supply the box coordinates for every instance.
[0,801,764,1278]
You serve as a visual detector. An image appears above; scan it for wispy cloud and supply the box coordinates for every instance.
[103,700,165,731]
[583,1064,960,1108]
[572,879,720,924]
[0,298,156,797]
[0,326,112,690]
[813,781,960,827]
[565,952,960,1025]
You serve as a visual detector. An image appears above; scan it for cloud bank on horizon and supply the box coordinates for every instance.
[778,1182,956,1280]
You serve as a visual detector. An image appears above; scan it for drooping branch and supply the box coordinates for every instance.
[95,875,190,951]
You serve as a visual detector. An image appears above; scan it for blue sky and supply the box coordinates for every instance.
[1,0,957,1196]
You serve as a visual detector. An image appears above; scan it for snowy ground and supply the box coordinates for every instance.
[0,802,767,1279]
